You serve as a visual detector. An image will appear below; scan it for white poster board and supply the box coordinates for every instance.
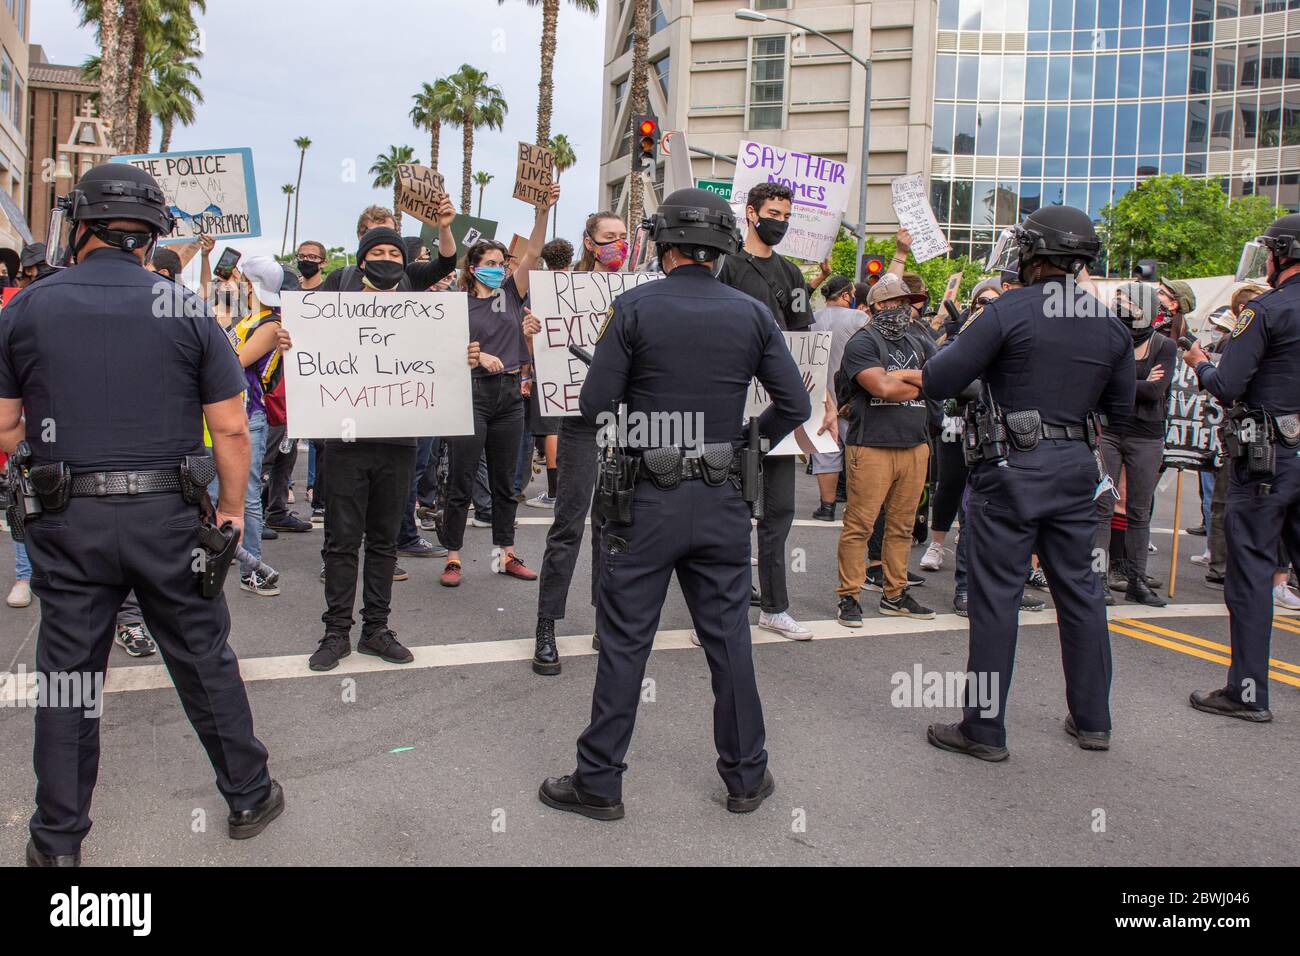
[113,147,260,244]
[280,291,473,439]
[747,330,838,456]
[890,174,950,263]
[529,270,662,416]
[730,141,852,263]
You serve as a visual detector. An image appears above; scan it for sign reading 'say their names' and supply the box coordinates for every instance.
[280,291,473,439]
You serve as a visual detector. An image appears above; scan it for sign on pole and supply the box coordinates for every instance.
[729,140,852,262]
[696,179,733,201]
[1163,355,1224,470]
[280,291,473,440]
[113,147,260,244]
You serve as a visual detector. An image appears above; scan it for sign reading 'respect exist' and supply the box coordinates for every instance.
[113,147,260,244]
[279,291,473,440]
[529,270,661,416]
[729,140,852,263]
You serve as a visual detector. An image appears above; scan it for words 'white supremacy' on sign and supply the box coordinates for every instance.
[280,291,473,439]
[529,270,662,416]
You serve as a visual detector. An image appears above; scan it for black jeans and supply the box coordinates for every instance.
[263,425,298,523]
[538,418,603,620]
[444,373,526,551]
[932,433,969,534]
[1094,429,1164,578]
[321,441,416,638]
[755,454,795,614]
[311,439,328,511]
[398,437,436,549]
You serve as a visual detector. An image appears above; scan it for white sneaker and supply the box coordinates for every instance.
[688,629,702,647]
[1273,583,1300,610]
[757,611,813,641]
[919,542,945,571]
[524,493,556,509]
[1148,542,1158,554]
[6,579,30,608]
[1190,551,1210,566]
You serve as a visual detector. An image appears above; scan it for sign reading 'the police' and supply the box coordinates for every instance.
[280,291,473,440]
[1164,354,1224,470]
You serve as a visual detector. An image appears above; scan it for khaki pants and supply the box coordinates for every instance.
[837,443,930,600]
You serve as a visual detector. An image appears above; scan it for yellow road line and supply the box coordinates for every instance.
[1109,621,1300,688]
[1271,617,1300,635]
[1117,619,1300,676]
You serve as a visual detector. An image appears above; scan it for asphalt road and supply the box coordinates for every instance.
[0,456,1296,866]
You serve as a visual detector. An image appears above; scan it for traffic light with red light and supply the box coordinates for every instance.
[861,255,887,284]
[633,114,659,172]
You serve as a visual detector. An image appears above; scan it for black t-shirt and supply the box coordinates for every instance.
[717,251,815,331]
[840,325,935,448]
[467,278,529,377]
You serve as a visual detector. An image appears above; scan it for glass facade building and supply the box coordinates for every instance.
[929,0,1300,265]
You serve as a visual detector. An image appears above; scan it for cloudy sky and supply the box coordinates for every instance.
[31,0,607,267]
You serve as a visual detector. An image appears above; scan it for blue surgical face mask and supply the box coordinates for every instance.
[474,265,507,290]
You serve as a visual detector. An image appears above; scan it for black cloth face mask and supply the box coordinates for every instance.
[362,259,405,290]
[753,216,789,247]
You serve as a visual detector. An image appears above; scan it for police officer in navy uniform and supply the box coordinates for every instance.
[920,206,1135,760]
[537,188,809,819]
[0,163,282,866]
[1184,213,1300,722]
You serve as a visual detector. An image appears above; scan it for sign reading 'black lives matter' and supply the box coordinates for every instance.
[1163,355,1224,470]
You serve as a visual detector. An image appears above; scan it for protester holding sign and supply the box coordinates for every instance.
[440,182,560,589]
[718,181,834,642]
[528,210,628,675]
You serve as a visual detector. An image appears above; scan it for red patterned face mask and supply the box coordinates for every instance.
[592,237,629,270]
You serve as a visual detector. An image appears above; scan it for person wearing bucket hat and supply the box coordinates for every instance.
[1156,277,1196,342]
[1,163,282,866]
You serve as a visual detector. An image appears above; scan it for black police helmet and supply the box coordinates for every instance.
[1015,205,1101,274]
[646,187,742,262]
[67,162,175,238]
[1259,213,1300,262]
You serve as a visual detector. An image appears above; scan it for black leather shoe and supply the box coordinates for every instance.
[953,590,968,617]
[26,839,79,867]
[926,721,1009,762]
[228,780,285,839]
[811,502,837,522]
[726,769,775,813]
[538,774,624,820]
[533,617,561,676]
[1125,577,1167,607]
[591,634,601,651]
[1064,714,1111,750]
[1187,524,1207,537]
[1189,688,1273,722]
[750,585,761,607]
[1205,572,1225,590]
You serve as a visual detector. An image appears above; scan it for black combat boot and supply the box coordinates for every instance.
[1125,575,1166,607]
[533,616,561,676]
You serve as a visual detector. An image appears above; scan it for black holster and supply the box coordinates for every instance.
[28,462,71,513]
[595,449,637,525]
[962,385,1010,467]
[1225,408,1276,479]
[196,519,239,599]
[641,446,683,490]
[1004,409,1042,452]
[742,419,765,520]
[180,455,218,512]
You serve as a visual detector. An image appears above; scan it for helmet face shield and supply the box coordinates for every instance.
[1236,240,1269,283]
[986,228,1018,273]
[44,201,71,268]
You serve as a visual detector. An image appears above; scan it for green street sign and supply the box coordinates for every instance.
[696,179,733,200]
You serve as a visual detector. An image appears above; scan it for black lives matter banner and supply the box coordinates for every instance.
[1163,355,1224,470]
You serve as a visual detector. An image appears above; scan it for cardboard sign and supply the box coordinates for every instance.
[1164,354,1224,470]
[513,142,555,208]
[529,270,662,416]
[746,330,836,456]
[890,174,950,263]
[419,214,498,260]
[507,234,527,263]
[943,271,963,302]
[113,147,260,244]
[730,140,852,263]
[280,290,473,440]
[395,164,448,227]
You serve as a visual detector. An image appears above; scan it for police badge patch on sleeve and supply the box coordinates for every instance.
[596,304,616,343]
[1232,307,1256,338]
[959,310,979,334]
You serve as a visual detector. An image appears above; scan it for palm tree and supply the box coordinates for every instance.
[497,0,599,145]
[627,0,652,234]
[280,184,295,256]
[444,65,508,215]
[148,52,202,151]
[473,171,494,218]
[369,145,419,233]
[410,80,455,175]
[292,136,312,251]
[547,134,576,238]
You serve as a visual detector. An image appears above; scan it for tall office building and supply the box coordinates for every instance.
[929,0,1300,263]
[598,0,938,232]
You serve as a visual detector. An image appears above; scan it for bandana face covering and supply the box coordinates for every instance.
[871,304,911,341]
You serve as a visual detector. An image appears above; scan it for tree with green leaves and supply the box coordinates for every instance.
[473,171,494,218]
[370,145,419,232]
[829,231,985,305]
[280,184,295,257]
[497,0,599,145]
[292,136,312,250]
[444,65,508,215]
[410,79,456,175]
[1100,173,1283,278]
[547,133,576,238]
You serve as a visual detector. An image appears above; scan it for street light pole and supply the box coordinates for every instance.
[735,9,872,280]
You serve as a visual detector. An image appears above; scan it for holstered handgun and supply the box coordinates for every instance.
[28,462,71,513]
[1225,407,1276,480]
[963,382,1009,467]
[196,519,239,599]
[595,403,636,524]
[4,442,43,542]
[742,418,765,520]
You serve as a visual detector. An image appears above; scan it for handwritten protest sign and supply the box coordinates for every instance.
[513,142,556,207]
[890,174,950,263]
[419,214,497,261]
[529,270,661,416]
[1164,355,1224,470]
[730,141,851,262]
[395,164,447,227]
[113,147,260,244]
[280,291,473,440]
[746,330,837,456]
